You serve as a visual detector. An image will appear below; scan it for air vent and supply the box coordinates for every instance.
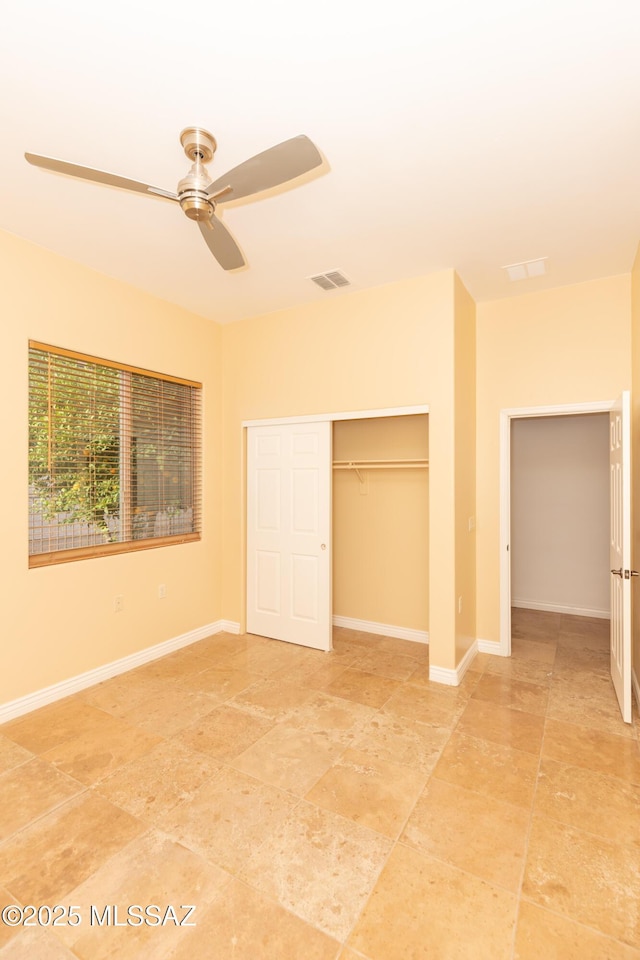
[502,258,548,281]
[309,270,351,291]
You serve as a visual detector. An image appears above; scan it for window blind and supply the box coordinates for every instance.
[28,341,202,567]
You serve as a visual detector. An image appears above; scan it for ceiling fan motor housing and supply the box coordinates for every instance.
[177,166,214,221]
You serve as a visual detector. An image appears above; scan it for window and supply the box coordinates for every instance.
[28,341,202,567]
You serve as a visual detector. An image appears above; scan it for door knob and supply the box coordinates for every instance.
[320,543,326,550]
[611,568,623,577]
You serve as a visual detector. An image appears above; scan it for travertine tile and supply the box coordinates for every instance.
[0,758,84,841]
[1,698,116,755]
[165,878,339,960]
[77,671,169,716]
[118,685,224,736]
[383,683,466,727]
[348,844,517,960]
[0,886,19,949]
[176,663,257,700]
[510,638,556,665]
[523,815,640,947]
[376,636,430,660]
[0,793,145,903]
[0,927,80,958]
[546,678,636,739]
[325,668,400,709]
[433,732,538,808]
[534,757,640,846]
[352,712,450,775]
[95,740,220,821]
[241,801,391,941]
[55,830,228,960]
[0,737,32,776]
[228,677,315,721]
[471,673,549,716]
[286,659,353,690]
[158,767,297,874]
[189,631,266,660]
[306,748,427,838]
[514,901,640,959]
[285,691,378,744]
[455,698,545,755]
[174,703,274,761]
[484,655,554,686]
[542,718,640,783]
[553,646,610,679]
[125,648,210,684]
[350,649,422,682]
[41,714,162,786]
[401,777,530,891]
[231,723,346,795]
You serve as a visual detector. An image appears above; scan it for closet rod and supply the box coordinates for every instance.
[332,459,429,469]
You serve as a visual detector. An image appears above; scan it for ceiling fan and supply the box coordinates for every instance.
[25,127,323,270]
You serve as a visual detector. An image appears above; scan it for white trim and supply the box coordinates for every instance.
[332,615,428,645]
[429,641,478,686]
[477,638,503,656]
[242,404,429,428]
[632,668,640,712]
[499,398,616,657]
[0,620,235,724]
[512,599,610,620]
[219,620,241,634]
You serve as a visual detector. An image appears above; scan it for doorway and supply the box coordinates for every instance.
[510,413,610,621]
[499,400,612,656]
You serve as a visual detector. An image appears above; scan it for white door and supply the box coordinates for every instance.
[246,421,332,650]
[609,391,632,723]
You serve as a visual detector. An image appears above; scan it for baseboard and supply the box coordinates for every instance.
[332,615,428,645]
[633,669,640,713]
[477,638,503,656]
[429,640,478,687]
[0,620,235,724]
[512,599,610,620]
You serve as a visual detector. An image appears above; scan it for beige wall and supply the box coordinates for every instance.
[632,242,640,690]
[476,275,632,645]
[454,276,476,661]
[221,271,461,669]
[2,230,223,704]
[333,415,429,631]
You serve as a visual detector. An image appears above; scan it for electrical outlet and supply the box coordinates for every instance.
[158,584,167,599]
[114,595,124,613]
[468,517,476,531]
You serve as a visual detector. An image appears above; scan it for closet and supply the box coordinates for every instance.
[332,413,429,640]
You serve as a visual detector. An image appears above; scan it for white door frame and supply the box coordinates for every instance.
[499,399,614,656]
[241,404,429,635]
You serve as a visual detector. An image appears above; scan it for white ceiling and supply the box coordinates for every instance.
[2,1,640,324]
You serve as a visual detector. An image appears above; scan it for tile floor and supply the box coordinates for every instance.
[0,610,639,959]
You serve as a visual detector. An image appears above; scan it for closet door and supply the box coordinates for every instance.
[246,421,331,650]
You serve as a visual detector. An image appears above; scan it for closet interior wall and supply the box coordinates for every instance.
[332,414,429,636]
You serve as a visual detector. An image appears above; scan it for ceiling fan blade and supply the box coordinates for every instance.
[198,215,245,270]
[206,135,322,203]
[24,153,178,201]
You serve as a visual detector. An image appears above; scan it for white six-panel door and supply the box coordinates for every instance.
[246,421,331,650]
[609,391,632,723]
